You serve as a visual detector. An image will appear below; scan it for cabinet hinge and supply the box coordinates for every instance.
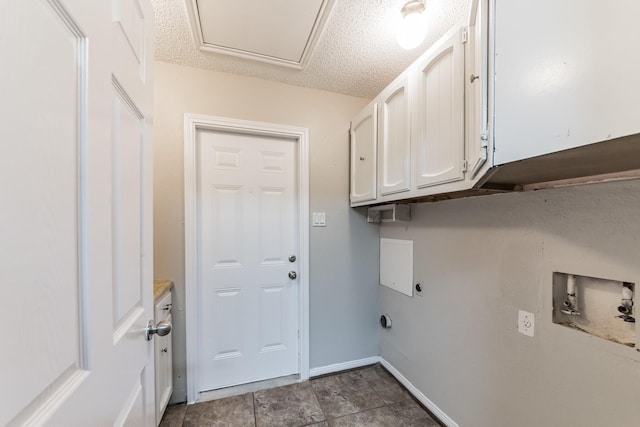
[462,160,468,172]
[480,129,488,148]
[462,28,468,44]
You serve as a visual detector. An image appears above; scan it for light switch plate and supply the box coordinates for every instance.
[312,212,326,227]
[518,310,535,337]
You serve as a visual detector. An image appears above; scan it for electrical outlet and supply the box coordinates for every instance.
[518,310,535,337]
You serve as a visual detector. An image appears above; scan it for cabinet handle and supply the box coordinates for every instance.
[162,304,172,311]
[470,74,479,83]
[162,347,168,353]
[359,156,365,161]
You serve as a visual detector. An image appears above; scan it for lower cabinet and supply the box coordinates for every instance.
[154,291,173,425]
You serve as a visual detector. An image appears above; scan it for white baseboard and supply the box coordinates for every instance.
[379,357,459,427]
[309,356,381,377]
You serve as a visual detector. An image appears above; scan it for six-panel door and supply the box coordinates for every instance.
[1,0,155,425]
[197,129,300,391]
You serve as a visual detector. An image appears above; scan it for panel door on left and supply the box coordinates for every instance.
[0,0,155,425]
[1,1,90,424]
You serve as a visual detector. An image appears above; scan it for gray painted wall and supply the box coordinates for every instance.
[380,179,640,426]
[153,62,380,403]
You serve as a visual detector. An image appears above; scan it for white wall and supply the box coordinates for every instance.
[153,62,380,403]
[380,179,640,426]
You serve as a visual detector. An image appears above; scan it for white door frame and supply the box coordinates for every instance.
[184,113,310,403]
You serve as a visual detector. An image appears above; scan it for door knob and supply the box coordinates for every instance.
[288,255,296,262]
[145,320,172,341]
[288,271,297,280]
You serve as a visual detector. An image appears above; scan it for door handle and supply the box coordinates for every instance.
[145,320,172,341]
[288,271,297,280]
[288,255,296,262]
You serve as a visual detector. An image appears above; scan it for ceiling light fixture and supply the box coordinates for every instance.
[396,0,427,50]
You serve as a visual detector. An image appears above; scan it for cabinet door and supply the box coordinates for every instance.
[413,27,465,188]
[350,102,377,204]
[466,0,489,179]
[154,292,173,425]
[378,75,411,196]
[493,0,640,164]
[155,314,172,424]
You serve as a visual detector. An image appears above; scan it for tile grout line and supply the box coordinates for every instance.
[366,370,394,413]
[308,377,329,425]
[252,391,258,427]
[180,403,187,426]
[310,364,393,423]
[377,364,447,427]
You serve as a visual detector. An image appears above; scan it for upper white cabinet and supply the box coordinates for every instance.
[350,0,640,207]
[491,0,640,165]
[350,101,377,205]
[349,25,471,207]
[413,27,465,189]
[378,73,411,196]
[465,0,489,179]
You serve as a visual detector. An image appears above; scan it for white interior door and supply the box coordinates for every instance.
[197,129,300,391]
[0,0,155,425]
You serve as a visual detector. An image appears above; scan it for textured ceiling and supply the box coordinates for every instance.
[151,0,469,99]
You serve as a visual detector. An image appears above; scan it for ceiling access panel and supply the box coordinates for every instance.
[186,0,335,69]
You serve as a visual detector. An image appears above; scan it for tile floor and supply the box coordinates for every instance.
[160,364,442,427]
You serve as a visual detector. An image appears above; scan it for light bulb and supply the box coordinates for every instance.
[397,12,427,49]
[396,1,427,50]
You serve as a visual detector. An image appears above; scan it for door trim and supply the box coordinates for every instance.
[184,113,310,403]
